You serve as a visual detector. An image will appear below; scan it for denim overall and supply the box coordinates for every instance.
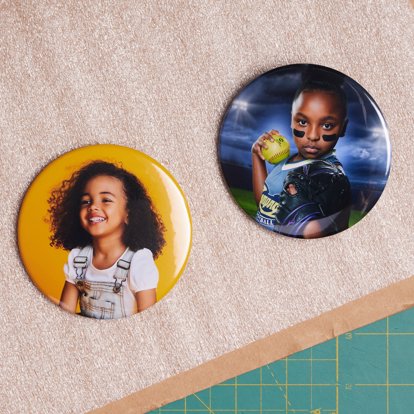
[73,247,135,319]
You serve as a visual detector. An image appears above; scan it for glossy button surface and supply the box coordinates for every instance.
[218,64,390,239]
[18,144,192,317]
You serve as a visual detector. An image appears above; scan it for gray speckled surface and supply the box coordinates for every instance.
[1,1,413,412]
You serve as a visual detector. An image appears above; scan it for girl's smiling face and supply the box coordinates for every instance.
[79,175,128,241]
[291,90,347,160]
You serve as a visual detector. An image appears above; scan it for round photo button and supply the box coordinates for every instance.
[219,64,390,238]
[18,145,192,319]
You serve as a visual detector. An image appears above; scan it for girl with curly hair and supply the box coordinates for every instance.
[48,161,166,319]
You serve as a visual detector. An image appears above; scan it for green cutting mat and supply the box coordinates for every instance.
[149,307,414,413]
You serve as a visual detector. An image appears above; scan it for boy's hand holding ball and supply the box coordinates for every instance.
[252,129,290,164]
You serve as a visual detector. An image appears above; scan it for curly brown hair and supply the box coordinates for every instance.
[48,161,166,258]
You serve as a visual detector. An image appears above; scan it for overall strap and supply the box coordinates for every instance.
[113,249,135,293]
[73,246,92,283]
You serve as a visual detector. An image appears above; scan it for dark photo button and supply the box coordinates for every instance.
[218,64,390,239]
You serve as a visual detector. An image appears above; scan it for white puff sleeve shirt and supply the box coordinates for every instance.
[64,247,159,314]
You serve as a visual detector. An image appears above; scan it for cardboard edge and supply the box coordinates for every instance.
[89,274,414,414]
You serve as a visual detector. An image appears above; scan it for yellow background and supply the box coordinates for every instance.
[17,144,192,308]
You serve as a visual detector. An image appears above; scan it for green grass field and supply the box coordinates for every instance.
[229,187,366,227]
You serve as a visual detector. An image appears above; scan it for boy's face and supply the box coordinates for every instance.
[291,90,346,160]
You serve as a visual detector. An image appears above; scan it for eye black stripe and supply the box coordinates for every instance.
[292,129,305,138]
[322,134,338,142]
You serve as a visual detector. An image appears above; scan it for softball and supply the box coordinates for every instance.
[261,134,290,164]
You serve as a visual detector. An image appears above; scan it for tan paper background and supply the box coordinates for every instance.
[1,1,413,413]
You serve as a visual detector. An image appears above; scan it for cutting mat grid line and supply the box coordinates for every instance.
[150,307,414,414]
